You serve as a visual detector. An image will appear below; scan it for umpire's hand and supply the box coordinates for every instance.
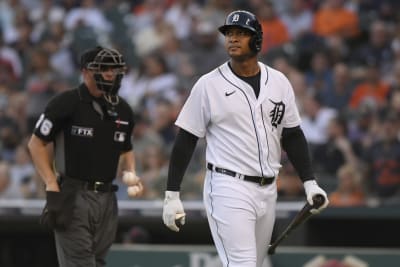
[162,191,185,232]
[40,189,76,231]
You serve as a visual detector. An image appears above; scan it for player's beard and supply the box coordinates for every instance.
[229,50,257,62]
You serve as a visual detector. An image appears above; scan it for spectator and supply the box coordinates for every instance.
[255,1,290,55]
[382,62,400,122]
[287,70,309,114]
[350,19,394,80]
[29,0,66,43]
[391,21,400,62]
[347,103,380,158]
[300,93,337,168]
[8,144,37,199]
[8,7,35,84]
[348,60,390,111]
[151,98,178,147]
[329,164,365,207]
[318,116,360,176]
[363,112,400,199]
[281,0,313,41]
[313,0,359,39]
[271,55,299,78]
[277,156,304,201]
[127,0,167,34]
[0,89,23,162]
[0,58,18,89]
[0,0,24,44]
[319,62,355,111]
[268,0,293,16]
[38,21,75,80]
[6,91,28,135]
[184,19,227,79]
[138,143,168,199]
[356,0,400,27]
[323,34,350,65]
[387,88,400,116]
[131,113,165,167]
[160,34,196,90]
[305,50,334,96]
[24,48,58,132]
[64,0,112,34]
[179,167,206,200]
[132,4,173,57]
[197,0,232,27]
[0,162,11,199]
[0,30,23,86]
[164,0,201,41]
[122,53,179,119]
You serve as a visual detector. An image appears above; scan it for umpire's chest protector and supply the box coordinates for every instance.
[176,62,301,176]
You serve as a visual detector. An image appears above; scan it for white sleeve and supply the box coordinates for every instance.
[175,78,210,138]
[281,75,301,128]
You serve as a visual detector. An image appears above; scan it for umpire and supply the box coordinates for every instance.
[28,46,143,267]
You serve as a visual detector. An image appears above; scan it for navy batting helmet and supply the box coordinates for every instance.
[218,10,263,53]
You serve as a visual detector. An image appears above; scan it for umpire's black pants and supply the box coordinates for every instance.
[54,188,118,267]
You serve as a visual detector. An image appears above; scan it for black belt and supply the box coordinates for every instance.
[207,163,274,186]
[60,175,118,193]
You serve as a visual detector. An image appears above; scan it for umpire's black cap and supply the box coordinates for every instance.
[80,46,126,70]
[79,46,103,69]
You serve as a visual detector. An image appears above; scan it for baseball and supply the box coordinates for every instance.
[122,171,140,186]
[127,185,142,197]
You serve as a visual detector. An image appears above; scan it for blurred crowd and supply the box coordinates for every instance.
[1,0,400,208]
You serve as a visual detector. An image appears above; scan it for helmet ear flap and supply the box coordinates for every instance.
[249,22,263,53]
[249,35,260,53]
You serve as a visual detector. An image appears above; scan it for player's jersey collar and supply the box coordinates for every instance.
[219,62,269,104]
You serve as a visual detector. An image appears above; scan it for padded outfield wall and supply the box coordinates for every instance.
[0,199,400,266]
[107,245,400,267]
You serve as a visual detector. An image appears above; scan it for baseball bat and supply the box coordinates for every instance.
[267,194,325,255]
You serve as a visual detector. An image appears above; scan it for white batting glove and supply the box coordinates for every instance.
[162,191,185,232]
[122,171,140,186]
[303,180,329,214]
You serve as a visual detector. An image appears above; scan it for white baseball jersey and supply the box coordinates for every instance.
[176,61,301,178]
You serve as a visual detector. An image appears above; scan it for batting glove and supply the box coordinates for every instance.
[303,180,329,214]
[163,191,185,232]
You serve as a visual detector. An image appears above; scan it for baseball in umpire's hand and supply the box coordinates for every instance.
[163,191,185,232]
[122,171,140,186]
[303,180,329,214]
[127,182,144,197]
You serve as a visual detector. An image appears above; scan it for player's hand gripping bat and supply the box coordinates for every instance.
[267,194,326,255]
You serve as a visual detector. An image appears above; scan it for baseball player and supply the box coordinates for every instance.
[28,46,143,267]
[162,10,329,267]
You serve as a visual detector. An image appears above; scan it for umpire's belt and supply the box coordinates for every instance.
[60,175,118,193]
[207,163,274,186]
